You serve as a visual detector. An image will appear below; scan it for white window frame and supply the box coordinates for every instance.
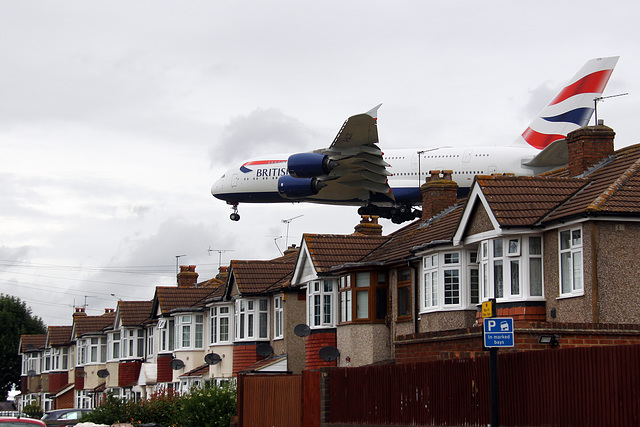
[210,305,232,345]
[235,298,269,341]
[421,250,480,312]
[559,226,584,297]
[479,235,545,301]
[122,329,144,359]
[108,332,120,362]
[308,279,337,328]
[274,296,284,340]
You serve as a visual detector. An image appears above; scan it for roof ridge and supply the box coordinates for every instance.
[587,157,640,212]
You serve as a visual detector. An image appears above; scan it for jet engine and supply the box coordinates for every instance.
[286,153,336,178]
[277,175,326,199]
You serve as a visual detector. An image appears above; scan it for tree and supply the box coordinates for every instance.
[0,294,47,401]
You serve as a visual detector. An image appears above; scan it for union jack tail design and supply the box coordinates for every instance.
[515,56,619,149]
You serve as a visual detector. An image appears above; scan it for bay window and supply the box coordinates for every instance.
[421,250,479,312]
[339,271,387,323]
[122,329,144,359]
[308,279,337,328]
[210,305,232,344]
[479,235,544,301]
[559,227,583,296]
[176,314,204,350]
[108,332,120,361]
[235,298,269,341]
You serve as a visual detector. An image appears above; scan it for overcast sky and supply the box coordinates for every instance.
[1,1,638,326]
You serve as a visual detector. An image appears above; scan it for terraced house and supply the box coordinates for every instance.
[18,123,640,418]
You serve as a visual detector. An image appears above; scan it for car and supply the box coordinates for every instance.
[0,416,47,426]
[40,409,92,427]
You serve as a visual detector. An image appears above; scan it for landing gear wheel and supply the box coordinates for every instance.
[229,203,240,221]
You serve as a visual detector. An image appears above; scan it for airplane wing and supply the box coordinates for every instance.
[313,104,395,201]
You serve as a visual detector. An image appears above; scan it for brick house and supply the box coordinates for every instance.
[18,334,46,409]
[223,247,302,375]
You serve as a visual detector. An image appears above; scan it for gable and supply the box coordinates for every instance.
[465,200,496,237]
[291,241,318,285]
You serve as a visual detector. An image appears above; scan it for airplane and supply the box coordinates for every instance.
[212,56,619,223]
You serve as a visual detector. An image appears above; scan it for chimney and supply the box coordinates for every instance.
[284,244,299,255]
[566,123,615,177]
[354,215,383,236]
[216,266,229,282]
[104,308,114,314]
[420,170,458,221]
[177,265,199,288]
[73,307,87,317]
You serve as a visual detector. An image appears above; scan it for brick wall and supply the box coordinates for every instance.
[157,354,173,383]
[118,360,142,387]
[305,329,337,370]
[48,372,68,394]
[233,342,267,375]
[395,322,640,363]
[475,301,546,323]
[55,388,74,409]
[74,370,84,390]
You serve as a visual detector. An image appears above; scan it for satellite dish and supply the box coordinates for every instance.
[169,358,185,370]
[27,370,37,377]
[204,353,222,365]
[256,343,273,357]
[319,346,340,362]
[293,324,311,337]
[25,344,35,350]
[97,369,110,378]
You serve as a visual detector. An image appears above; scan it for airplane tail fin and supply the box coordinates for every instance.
[513,56,619,149]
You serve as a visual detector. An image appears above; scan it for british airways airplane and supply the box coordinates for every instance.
[212,57,619,223]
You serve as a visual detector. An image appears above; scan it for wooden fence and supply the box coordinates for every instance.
[329,344,640,426]
[238,344,640,426]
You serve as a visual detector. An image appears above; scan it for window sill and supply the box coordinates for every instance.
[556,292,585,300]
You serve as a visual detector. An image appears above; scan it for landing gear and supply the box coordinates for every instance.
[358,204,421,224]
[229,203,240,221]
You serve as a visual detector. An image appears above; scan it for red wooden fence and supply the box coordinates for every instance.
[329,344,640,426]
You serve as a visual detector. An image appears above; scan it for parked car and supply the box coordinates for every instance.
[0,417,46,426]
[40,409,92,426]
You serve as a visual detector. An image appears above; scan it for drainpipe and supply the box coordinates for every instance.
[591,223,599,323]
[410,261,420,334]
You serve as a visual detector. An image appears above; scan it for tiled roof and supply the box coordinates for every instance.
[197,277,225,288]
[73,312,116,337]
[540,144,640,224]
[155,287,218,314]
[179,363,210,378]
[20,334,46,352]
[118,300,153,327]
[474,175,587,227]
[303,234,388,272]
[48,326,73,346]
[230,251,298,295]
[362,205,464,264]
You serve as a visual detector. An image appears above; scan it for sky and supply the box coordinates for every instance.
[1,0,638,326]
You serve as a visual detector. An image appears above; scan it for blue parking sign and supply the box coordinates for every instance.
[483,317,514,347]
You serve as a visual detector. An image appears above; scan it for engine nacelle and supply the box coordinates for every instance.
[287,153,336,178]
[277,175,326,199]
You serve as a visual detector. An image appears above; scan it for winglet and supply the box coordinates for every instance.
[365,104,383,120]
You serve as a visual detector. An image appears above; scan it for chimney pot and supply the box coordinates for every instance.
[177,265,199,287]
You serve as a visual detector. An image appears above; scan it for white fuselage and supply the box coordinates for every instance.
[211,144,543,207]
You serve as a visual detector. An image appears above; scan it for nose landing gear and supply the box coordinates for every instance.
[229,203,240,221]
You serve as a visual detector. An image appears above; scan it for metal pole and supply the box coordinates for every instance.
[489,298,498,427]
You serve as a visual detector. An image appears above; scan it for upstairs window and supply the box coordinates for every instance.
[108,332,120,361]
[235,298,269,341]
[210,305,232,344]
[559,227,583,297]
[308,279,337,328]
[274,296,284,339]
[339,271,387,323]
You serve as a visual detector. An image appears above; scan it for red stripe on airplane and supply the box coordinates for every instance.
[549,69,614,106]
[522,128,565,149]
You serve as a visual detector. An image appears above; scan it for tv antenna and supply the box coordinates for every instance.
[207,247,234,269]
[594,93,628,124]
[267,235,284,256]
[175,254,186,284]
[281,215,303,248]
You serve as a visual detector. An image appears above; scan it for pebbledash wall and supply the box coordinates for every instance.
[394,322,640,363]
